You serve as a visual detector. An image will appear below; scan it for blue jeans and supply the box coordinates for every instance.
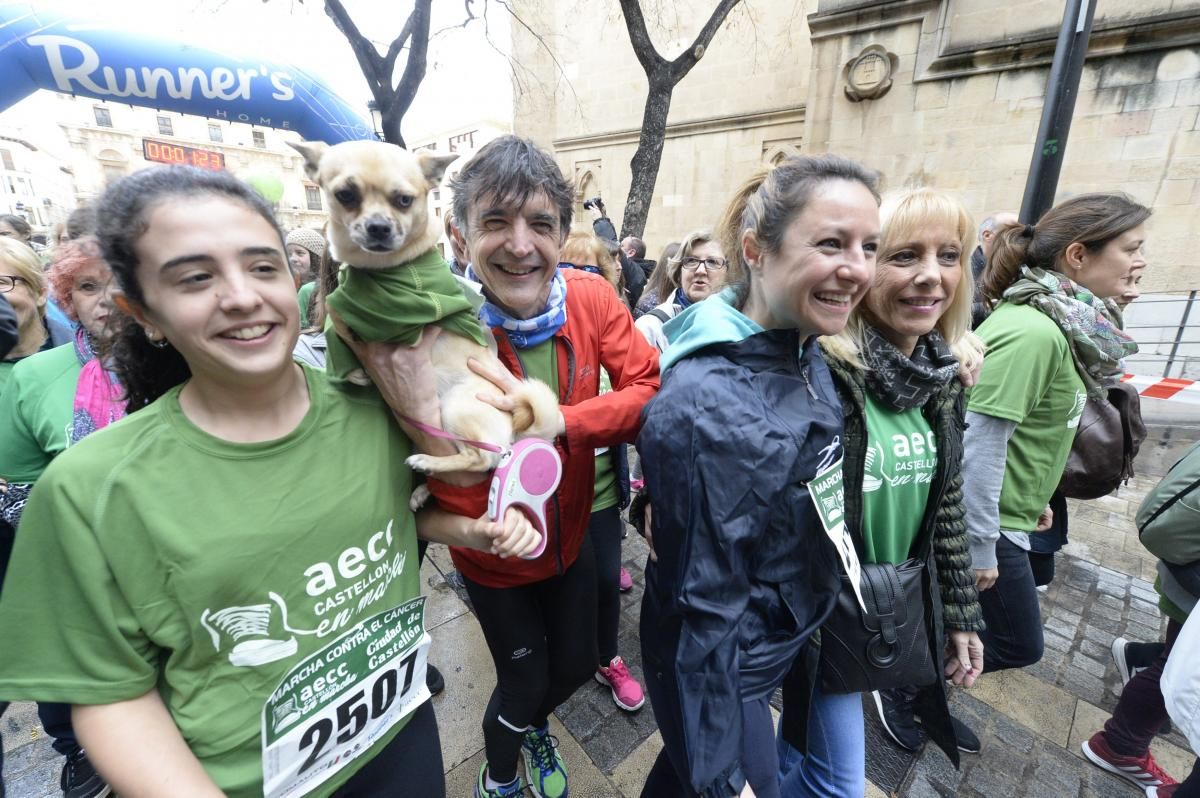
[979,536,1044,672]
[776,687,864,798]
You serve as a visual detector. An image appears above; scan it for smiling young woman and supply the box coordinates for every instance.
[636,155,880,798]
[0,166,539,798]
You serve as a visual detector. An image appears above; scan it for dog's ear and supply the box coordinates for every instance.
[417,152,459,187]
[288,141,328,180]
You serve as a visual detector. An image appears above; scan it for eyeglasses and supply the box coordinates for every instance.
[681,256,727,271]
[558,261,602,276]
[0,275,27,293]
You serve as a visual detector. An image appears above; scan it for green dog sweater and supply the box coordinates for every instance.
[324,248,489,382]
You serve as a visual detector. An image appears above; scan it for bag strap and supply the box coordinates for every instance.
[862,566,903,645]
[1139,474,1200,537]
[646,308,671,324]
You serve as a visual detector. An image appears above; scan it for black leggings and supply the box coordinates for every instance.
[463,536,598,783]
[331,699,444,797]
[589,506,624,664]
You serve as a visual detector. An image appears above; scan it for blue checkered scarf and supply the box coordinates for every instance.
[468,267,567,349]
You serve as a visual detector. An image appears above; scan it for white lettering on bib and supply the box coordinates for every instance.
[261,597,430,798]
[808,456,868,613]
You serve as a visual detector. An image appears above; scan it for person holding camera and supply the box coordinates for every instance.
[585,197,646,307]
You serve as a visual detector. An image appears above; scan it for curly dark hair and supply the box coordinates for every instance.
[449,135,574,237]
[96,165,284,410]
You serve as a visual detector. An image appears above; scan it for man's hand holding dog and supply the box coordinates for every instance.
[469,357,567,437]
[346,325,478,483]
[347,322,444,426]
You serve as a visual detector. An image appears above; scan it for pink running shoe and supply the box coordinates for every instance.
[595,656,645,712]
[618,568,633,593]
[1081,732,1178,791]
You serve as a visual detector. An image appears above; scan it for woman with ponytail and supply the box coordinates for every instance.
[636,155,880,798]
[964,193,1149,677]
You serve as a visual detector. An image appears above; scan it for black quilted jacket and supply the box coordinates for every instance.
[826,355,984,633]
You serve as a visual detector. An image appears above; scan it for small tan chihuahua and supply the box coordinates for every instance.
[289,139,560,475]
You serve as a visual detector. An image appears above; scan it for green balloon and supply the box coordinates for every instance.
[244,172,285,204]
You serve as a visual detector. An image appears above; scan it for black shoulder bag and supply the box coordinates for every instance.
[1058,381,1147,500]
[818,547,937,694]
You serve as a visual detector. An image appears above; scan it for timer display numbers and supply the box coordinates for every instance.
[142,139,226,171]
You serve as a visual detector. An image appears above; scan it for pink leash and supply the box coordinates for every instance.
[397,415,562,561]
[399,415,504,453]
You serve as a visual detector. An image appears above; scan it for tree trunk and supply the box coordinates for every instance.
[615,0,742,240]
[621,75,673,241]
[381,100,406,148]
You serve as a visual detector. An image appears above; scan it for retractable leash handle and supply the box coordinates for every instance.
[400,416,562,560]
[488,438,562,560]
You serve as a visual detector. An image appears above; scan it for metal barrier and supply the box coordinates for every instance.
[1122,290,1200,379]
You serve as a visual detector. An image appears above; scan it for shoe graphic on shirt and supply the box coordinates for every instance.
[200,592,317,667]
[862,443,885,492]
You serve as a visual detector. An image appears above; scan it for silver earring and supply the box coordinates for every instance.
[147,331,169,349]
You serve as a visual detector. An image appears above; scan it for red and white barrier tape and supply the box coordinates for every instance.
[1120,374,1200,404]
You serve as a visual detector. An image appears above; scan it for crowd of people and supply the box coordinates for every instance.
[0,134,1192,798]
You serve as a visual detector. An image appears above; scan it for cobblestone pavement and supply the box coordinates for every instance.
[4,425,1198,797]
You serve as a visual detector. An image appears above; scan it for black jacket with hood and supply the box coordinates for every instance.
[637,295,843,798]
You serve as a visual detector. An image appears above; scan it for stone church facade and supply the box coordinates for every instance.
[511,0,1200,296]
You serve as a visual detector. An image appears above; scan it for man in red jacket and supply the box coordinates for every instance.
[429,136,660,798]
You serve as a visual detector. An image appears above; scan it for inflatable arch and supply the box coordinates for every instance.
[0,3,373,144]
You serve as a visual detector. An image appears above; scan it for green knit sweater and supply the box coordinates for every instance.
[824,353,985,633]
[323,248,488,382]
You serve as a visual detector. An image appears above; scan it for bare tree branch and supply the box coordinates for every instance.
[669,0,741,80]
[617,0,667,75]
[323,0,387,91]
[493,0,582,111]
[382,16,417,78]
[617,0,743,238]
[392,0,432,119]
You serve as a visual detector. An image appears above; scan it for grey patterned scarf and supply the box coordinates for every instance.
[862,326,959,410]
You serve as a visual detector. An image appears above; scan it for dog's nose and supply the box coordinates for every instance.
[365,220,392,240]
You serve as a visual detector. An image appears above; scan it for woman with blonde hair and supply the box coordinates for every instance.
[559,231,621,291]
[0,237,53,394]
[776,187,986,797]
[634,231,729,352]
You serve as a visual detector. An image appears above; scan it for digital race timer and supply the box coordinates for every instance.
[141,138,226,171]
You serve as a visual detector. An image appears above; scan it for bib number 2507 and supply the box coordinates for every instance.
[262,598,430,798]
[297,648,421,774]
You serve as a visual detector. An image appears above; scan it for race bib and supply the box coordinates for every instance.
[808,457,868,614]
[261,597,430,798]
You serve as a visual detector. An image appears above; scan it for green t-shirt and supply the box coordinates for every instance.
[0,343,79,482]
[0,366,427,798]
[591,368,618,512]
[861,392,935,564]
[515,336,559,399]
[0,359,16,397]
[297,281,316,328]
[969,303,1087,532]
